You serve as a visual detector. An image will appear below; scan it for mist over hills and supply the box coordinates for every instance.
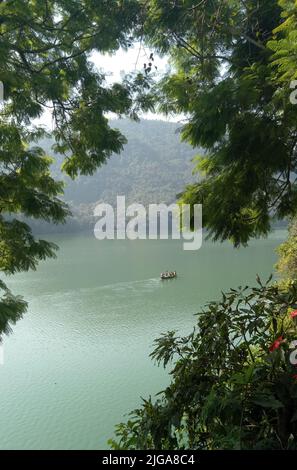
[31,119,198,233]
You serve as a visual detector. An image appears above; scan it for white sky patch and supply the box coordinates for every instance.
[91,43,169,82]
[37,45,182,129]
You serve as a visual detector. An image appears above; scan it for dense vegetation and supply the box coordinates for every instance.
[127,0,297,246]
[110,279,297,450]
[277,218,297,286]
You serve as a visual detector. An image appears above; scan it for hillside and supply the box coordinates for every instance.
[29,119,199,233]
[49,119,198,205]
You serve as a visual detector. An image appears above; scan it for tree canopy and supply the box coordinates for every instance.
[0,0,150,339]
[131,0,297,246]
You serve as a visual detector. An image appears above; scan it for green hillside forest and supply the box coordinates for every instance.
[31,119,197,233]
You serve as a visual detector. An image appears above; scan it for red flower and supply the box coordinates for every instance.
[292,374,297,382]
[269,336,285,352]
[290,310,297,319]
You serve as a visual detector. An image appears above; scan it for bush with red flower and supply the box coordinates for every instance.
[111,277,297,450]
[291,310,297,320]
[269,336,286,352]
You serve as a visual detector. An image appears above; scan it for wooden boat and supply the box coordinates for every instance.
[160,271,177,280]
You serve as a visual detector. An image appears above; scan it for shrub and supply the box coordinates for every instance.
[110,277,297,450]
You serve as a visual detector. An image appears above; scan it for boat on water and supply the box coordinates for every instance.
[160,271,177,280]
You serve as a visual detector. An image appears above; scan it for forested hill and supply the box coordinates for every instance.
[33,119,198,233]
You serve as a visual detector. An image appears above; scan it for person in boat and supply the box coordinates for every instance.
[161,271,177,279]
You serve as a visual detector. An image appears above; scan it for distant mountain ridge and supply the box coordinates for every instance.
[30,119,198,233]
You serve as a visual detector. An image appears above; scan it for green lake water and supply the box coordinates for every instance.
[0,230,287,449]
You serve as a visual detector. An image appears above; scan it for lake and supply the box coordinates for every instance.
[0,230,287,449]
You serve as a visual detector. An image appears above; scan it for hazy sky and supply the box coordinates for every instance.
[92,43,169,83]
[40,44,178,129]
